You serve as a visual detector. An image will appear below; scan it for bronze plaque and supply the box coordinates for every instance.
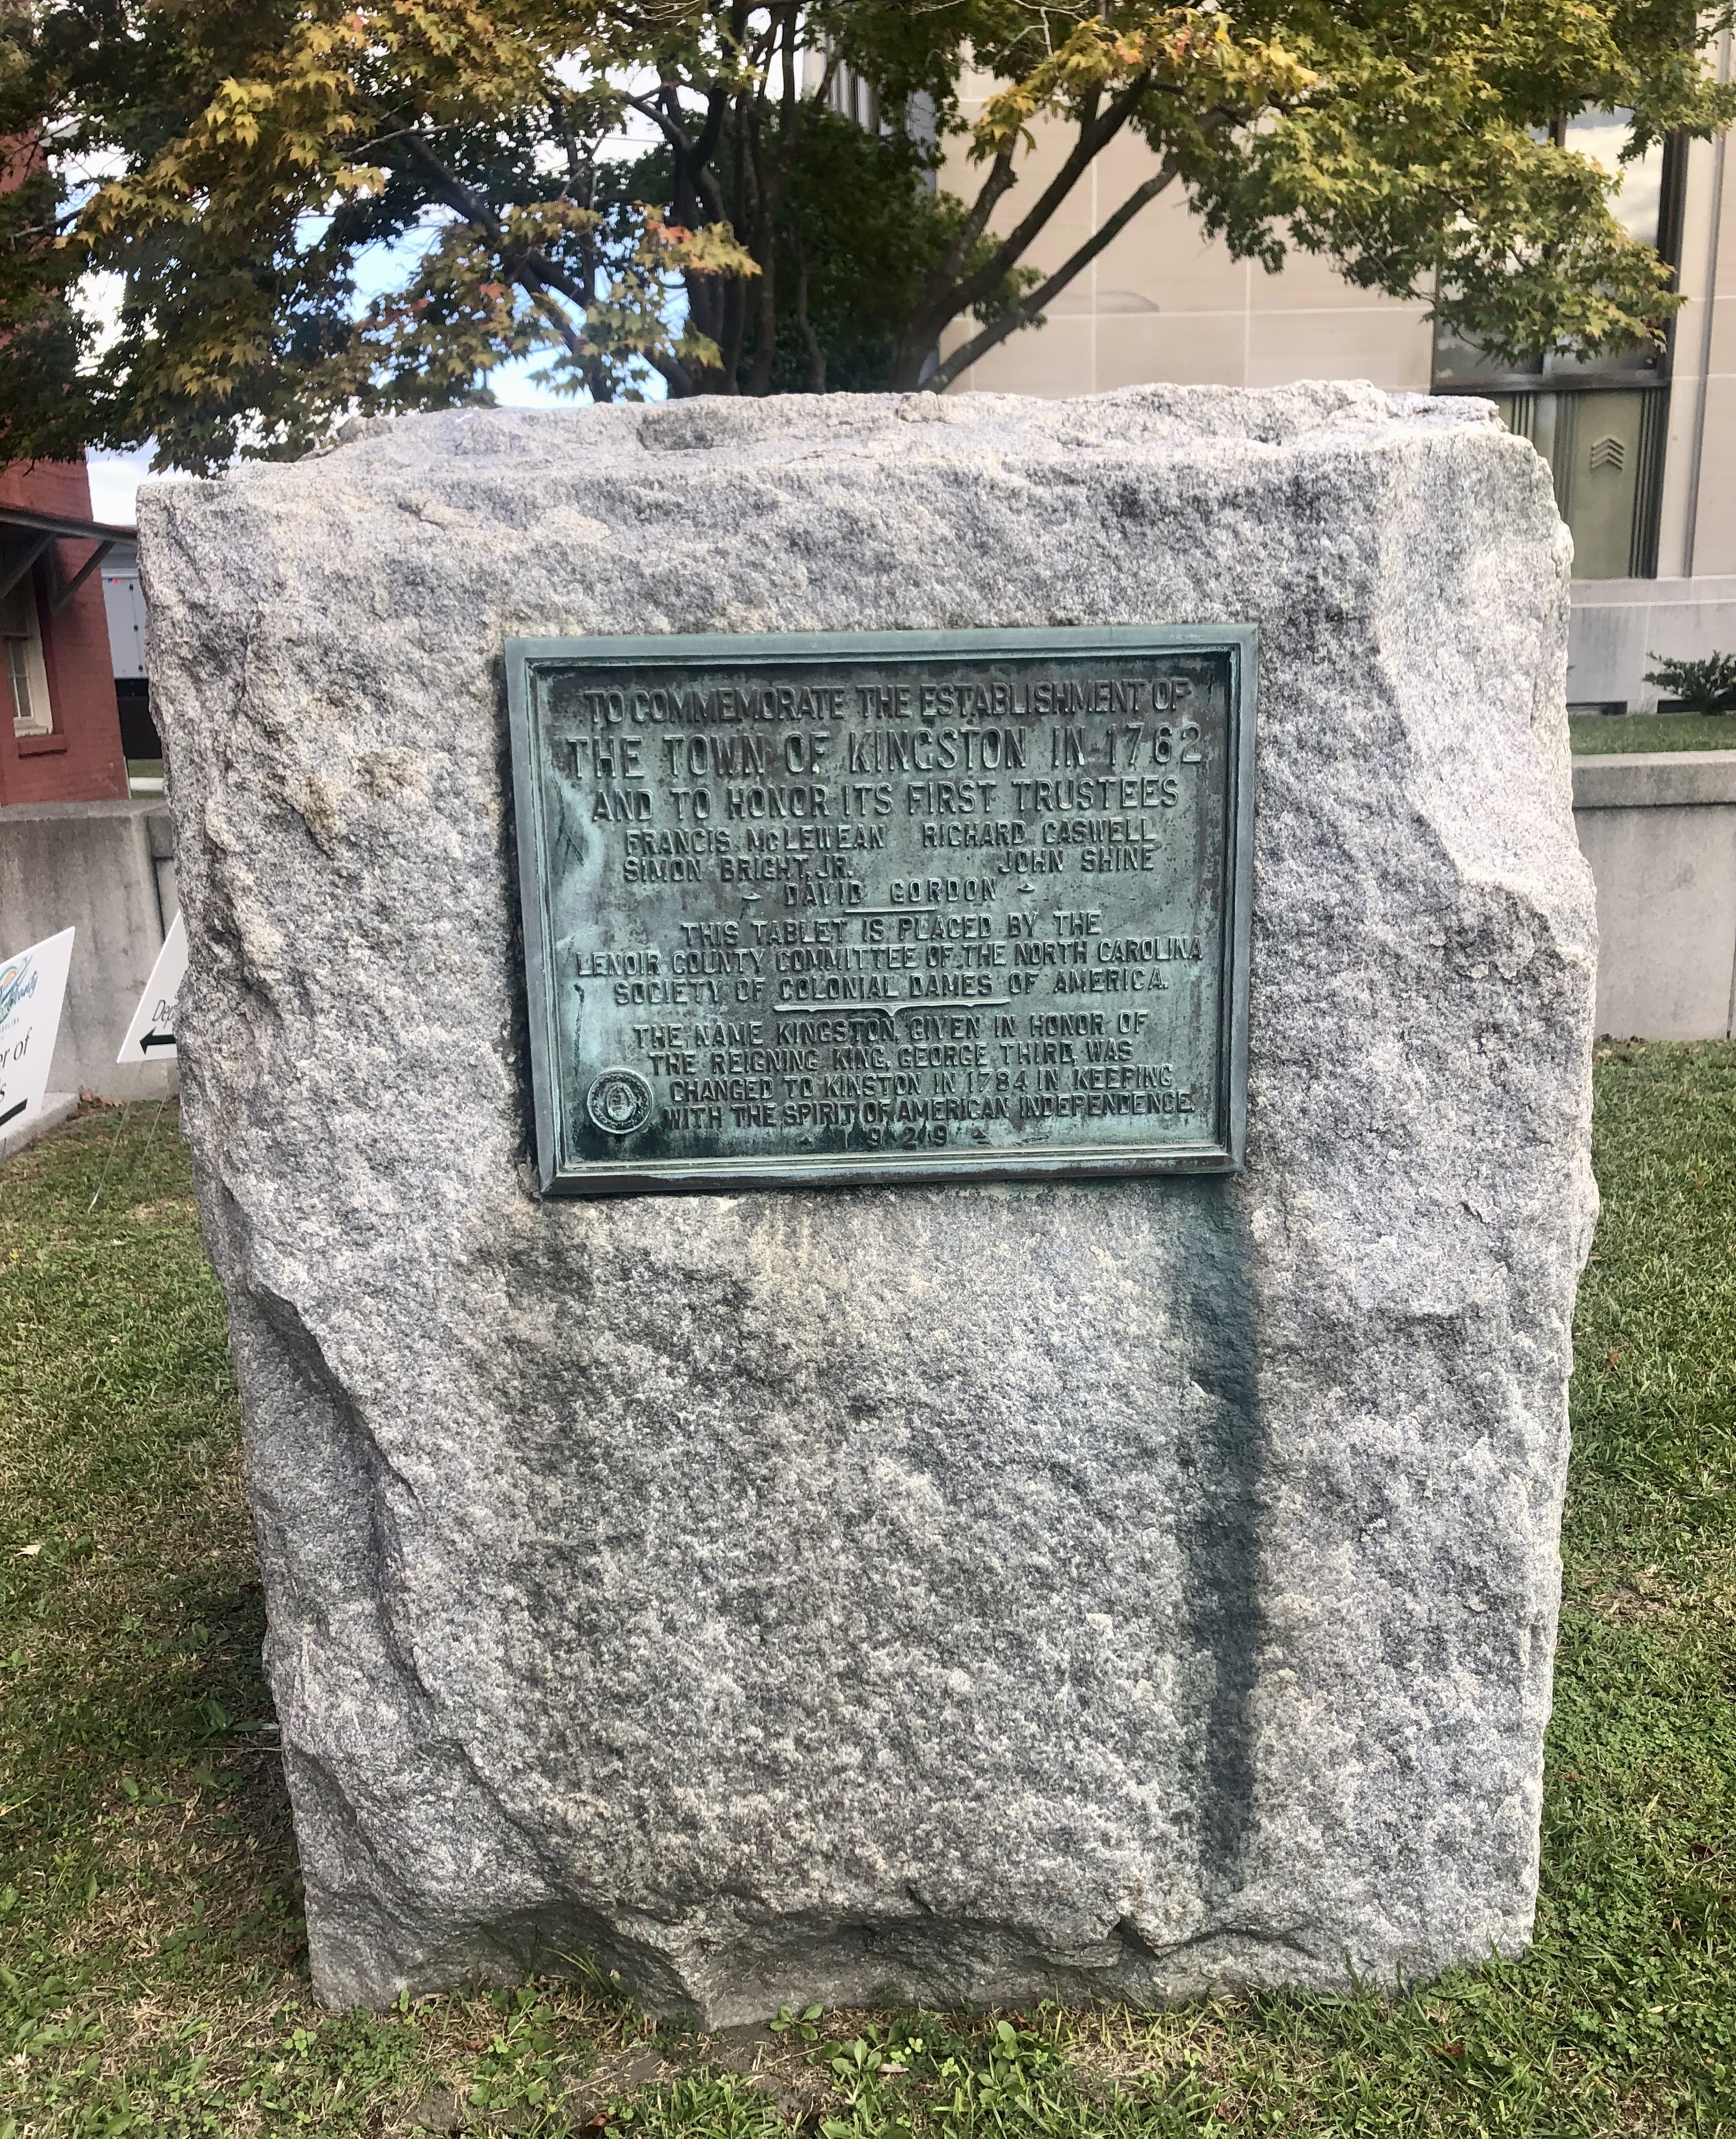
[507,627,1254,1194]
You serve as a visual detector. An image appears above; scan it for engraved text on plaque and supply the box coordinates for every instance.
[507,626,1254,1192]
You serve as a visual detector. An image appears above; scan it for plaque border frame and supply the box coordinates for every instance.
[506,625,1256,1196]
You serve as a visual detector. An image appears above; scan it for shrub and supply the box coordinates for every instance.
[1642,652,1736,712]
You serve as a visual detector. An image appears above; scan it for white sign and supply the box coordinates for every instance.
[0,927,75,1134]
[117,912,187,1064]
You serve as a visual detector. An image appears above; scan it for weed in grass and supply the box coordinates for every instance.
[2,1070,1734,2136]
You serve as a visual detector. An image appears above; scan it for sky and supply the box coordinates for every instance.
[87,445,156,524]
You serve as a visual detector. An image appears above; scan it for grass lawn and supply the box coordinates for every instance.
[1568,714,1736,755]
[3,1055,1734,2137]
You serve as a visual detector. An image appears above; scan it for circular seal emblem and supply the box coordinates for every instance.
[586,1067,653,1137]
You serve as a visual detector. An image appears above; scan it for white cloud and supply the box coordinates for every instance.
[87,447,165,525]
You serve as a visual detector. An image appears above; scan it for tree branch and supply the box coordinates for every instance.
[940,70,1153,330]
[644,345,695,396]
[625,90,728,224]
[396,133,594,377]
[524,283,587,367]
[924,164,1181,394]
[399,133,501,235]
[738,5,815,394]
[742,85,778,393]
[688,70,733,175]
[779,1,798,145]
[793,224,824,392]
[893,73,1152,386]
[925,141,1018,306]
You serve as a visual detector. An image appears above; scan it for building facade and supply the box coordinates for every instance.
[0,456,131,805]
[940,53,1736,713]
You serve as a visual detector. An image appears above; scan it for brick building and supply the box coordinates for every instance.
[0,456,133,806]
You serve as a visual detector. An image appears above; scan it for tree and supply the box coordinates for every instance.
[4,2,1733,472]
[0,36,95,459]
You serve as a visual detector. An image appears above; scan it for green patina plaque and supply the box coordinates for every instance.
[506,626,1255,1194]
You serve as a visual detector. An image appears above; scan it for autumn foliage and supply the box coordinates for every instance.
[0,2,1730,469]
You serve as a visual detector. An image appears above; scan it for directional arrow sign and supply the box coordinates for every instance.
[0,926,74,1133]
[117,912,187,1065]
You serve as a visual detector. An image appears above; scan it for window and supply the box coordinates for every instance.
[1432,115,1683,580]
[0,576,52,737]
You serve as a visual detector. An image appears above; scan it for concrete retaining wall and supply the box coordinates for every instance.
[1572,750,1736,1039]
[1568,577,1736,712]
[0,800,178,1101]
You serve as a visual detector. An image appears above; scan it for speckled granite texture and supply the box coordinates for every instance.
[140,385,1597,2017]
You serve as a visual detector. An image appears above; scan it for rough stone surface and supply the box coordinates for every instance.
[140,385,1598,2018]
